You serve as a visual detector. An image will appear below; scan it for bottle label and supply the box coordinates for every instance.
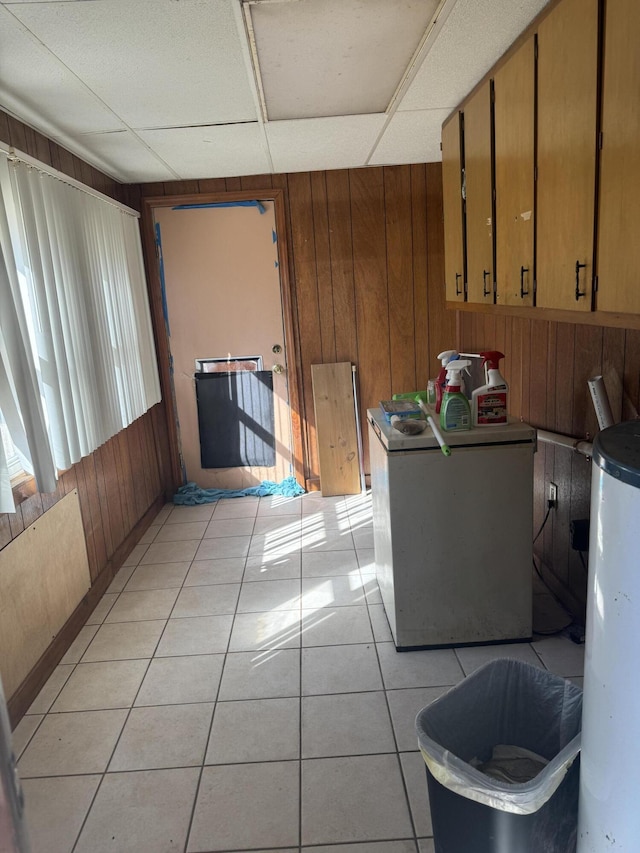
[442,396,471,430]
[476,391,507,425]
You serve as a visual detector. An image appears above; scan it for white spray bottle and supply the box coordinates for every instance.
[430,350,459,413]
[440,359,472,431]
[472,351,508,426]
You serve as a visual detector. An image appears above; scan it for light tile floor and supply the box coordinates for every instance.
[12,491,585,853]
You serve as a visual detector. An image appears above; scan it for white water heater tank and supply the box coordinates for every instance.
[578,420,640,851]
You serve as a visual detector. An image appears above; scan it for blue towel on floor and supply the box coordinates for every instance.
[173,476,305,505]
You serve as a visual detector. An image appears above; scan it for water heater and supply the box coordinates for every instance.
[578,420,640,851]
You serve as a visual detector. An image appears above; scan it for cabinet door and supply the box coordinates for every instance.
[597,0,640,314]
[464,80,494,304]
[494,36,535,306]
[536,0,599,311]
[442,112,466,302]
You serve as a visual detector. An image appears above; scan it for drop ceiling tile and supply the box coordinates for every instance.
[9,0,258,129]
[0,7,125,138]
[266,115,387,174]
[368,110,451,166]
[399,0,550,112]
[137,124,270,180]
[69,130,177,182]
[251,0,439,120]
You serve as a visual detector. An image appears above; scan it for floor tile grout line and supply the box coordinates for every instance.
[363,567,421,843]
[182,499,255,853]
[70,504,211,853]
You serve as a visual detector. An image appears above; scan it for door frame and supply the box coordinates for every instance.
[140,189,305,492]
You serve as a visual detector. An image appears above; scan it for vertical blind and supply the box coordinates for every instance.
[0,153,161,513]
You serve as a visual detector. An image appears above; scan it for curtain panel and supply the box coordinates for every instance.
[0,156,161,513]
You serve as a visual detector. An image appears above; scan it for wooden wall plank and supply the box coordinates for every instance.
[572,325,604,440]
[602,327,626,422]
[240,174,273,191]
[411,165,429,387]
[288,172,322,480]
[311,172,336,363]
[326,170,357,364]
[425,163,455,371]
[350,167,391,466]
[385,165,416,393]
[622,330,640,420]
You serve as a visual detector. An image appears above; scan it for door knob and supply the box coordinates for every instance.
[272,344,282,354]
[272,364,285,374]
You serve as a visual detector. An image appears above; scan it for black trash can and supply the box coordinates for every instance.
[415,658,582,853]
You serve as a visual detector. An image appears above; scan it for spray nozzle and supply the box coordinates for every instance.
[445,359,471,387]
[437,349,458,368]
[480,351,505,370]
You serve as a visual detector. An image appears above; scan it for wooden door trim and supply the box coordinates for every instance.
[141,189,305,490]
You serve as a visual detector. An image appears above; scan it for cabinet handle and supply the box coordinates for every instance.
[520,266,529,299]
[455,273,462,296]
[575,261,587,300]
[483,270,491,297]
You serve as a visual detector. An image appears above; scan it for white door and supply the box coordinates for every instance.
[153,201,292,490]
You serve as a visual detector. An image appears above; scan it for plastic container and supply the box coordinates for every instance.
[415,659,582,853]
[379,399,422,424]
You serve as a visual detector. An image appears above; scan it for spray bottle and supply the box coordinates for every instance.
[472,351,508,426]
[429,350,459,413]
[440,359,472,431]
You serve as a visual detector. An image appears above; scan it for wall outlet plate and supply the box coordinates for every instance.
[549,482,558,504]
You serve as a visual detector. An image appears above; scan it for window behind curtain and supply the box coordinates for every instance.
[0,152,161,512]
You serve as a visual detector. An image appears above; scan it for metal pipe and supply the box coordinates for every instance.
[351,365,366,493]
[588,375,615,430]
[537,429,593,458]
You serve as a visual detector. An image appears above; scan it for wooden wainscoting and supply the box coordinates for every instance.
[458,312,640,611]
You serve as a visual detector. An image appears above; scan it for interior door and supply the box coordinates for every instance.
[153,201,293,490]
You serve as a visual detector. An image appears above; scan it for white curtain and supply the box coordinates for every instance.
[0,154,161,513]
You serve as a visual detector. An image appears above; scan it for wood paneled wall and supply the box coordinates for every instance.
[459,313,640,613]
[0,110,173,718]
[139,163,455,486]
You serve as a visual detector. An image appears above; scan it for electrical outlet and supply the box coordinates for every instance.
[549,482,558,506]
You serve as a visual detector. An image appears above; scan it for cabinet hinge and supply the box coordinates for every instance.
[593,275,599,293]
[598,132,603,150]
[534,165,537,181]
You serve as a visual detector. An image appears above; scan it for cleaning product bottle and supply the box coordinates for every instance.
[440,359,472,431]
[431,350,459,413]
[472,351,508,426]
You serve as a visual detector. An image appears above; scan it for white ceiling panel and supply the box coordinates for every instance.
[266,115,387,174]
[67,130,178,182]
[250,0,439,120]
[368,109,451,166]
[398,0,550,112]
[7,0,258,130]
[137,124,271,180]
[0,6,125,138]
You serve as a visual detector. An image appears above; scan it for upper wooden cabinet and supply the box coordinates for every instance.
[494,36,535,307]
[596,0,640,314]
[464,80,494,305]
[442,112,466,303]
[536,0,599,311]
